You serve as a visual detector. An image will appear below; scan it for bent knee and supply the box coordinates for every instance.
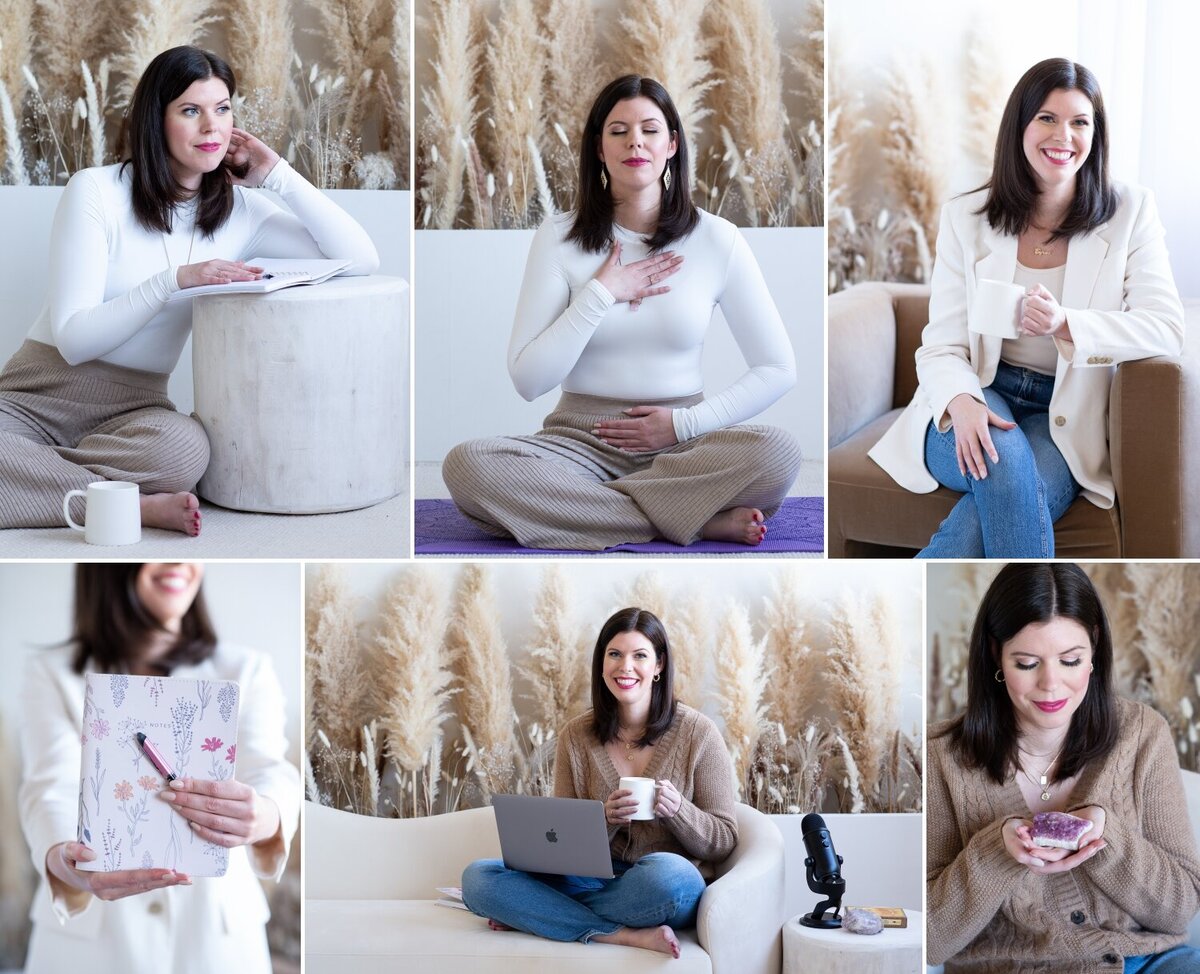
[739,425,802,486]
[460,858,506,910]
[145,414,210,493]
[443,439,501,494]
[637,852,706,896]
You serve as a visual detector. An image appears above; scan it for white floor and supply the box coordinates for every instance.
[0,489,410,559]
[416,458,825,558]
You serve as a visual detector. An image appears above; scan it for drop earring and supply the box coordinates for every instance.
[600,167,608,191]
[663,167,671,191]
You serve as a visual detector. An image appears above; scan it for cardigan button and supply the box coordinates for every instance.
[1054,416,1067,427]
[1070,910,1085,924]
[1102,954,1119,965]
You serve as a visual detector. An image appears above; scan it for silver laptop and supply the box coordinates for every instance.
[492,795,615,878]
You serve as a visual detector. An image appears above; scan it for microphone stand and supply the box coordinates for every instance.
[799,854,845,929]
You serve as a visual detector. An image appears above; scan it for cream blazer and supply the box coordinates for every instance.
[869,182,1185,507]
[18,645,299,974]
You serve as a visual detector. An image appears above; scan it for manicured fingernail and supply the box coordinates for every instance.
[170,779,185,789]
[159,790,175,801]
[188,821,198,830]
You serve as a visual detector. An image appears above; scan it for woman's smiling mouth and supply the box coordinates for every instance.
[196,142,223,153]
[1041,147,1074,165]
[614,676,640,689]
[1034,698,1068,713]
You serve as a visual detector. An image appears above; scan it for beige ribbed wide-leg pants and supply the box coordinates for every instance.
[443,392,803,550]
[0,340,211,528]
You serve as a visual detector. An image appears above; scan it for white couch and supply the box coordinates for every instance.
[929,769,1200,972]
[305,800,786,974]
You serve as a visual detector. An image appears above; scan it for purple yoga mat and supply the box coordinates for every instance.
[414,497,824,556]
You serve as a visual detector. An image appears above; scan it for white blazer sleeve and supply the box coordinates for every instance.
[507,219,616,401]
[234,653,299,882]
[238,160,379,274]
[49,170,180,366]
[672,231,796,441]
[1056,189,1185,366]
[913,201,986,430]
[18,655,94,920]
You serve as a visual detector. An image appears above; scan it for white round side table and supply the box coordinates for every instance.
[782,910,923,974]
[192,276,409,514]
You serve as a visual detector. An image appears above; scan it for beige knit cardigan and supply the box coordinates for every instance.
[928,697,1200,974]
[553,702,738,877]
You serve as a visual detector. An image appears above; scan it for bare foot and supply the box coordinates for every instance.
[487,919,514,931]
[701,506,766,545]
[593,925,680,958]
[140,492,201,537]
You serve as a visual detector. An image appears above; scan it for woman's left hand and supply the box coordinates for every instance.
[1071,805,1107,848]
[654,779,683,819]
[1021,283,1072,341]
[160,777,281,848]
[225,127,281,187]
[592,406,678,452]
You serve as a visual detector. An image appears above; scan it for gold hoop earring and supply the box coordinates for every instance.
[653,673,661,683]
[663,167,671,191]
[994,668,1005,683]
[600,167,608,191]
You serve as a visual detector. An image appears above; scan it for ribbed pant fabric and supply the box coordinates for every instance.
[0,340,210,528]
[443,391,803,550]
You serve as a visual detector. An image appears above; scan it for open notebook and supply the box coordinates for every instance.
[76,673,241,876]
[166,256,351,302]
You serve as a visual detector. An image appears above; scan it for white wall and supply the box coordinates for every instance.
[414,226,824,464]
[0,563,303,763]
[0,187,411,414]
[305,559,925,745]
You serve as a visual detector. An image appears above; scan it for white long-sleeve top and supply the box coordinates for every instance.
[18,644,299,973]
[25,160,380,372]
[506,209,797,442]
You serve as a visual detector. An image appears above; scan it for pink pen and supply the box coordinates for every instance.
[136,732,177,782]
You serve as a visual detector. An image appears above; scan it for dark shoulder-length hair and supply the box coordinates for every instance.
[69,564,218,674]
[976,57,1117,241]
[944,563,1118,786]
[590,607,677,747]
[122,46,243,237]
[568,75,699,254]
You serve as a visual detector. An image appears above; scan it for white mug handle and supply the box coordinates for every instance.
[63,490,86,532]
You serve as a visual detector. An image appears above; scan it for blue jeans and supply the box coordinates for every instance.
[918,362,1080,558]
[460,852,706,943]
[1125,945,1200,973]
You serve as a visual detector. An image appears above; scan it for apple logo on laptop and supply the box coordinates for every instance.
[545,829,558,843]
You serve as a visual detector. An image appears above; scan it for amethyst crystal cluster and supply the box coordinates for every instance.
[1032,811,1093,851]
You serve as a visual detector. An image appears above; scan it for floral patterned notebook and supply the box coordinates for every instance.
[76,673,241,877]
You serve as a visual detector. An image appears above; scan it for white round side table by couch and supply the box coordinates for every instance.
[782,910,923,974]
[192,276,409,514]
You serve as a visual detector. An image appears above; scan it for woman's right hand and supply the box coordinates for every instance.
[46,841,191,901]
[177,259,265,290]
[604,787,639,825]
[593,241,684,309]
[946,393,1017,480]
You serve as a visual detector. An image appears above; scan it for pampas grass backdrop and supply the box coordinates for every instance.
[827,34,1007,292]
[415,0,822,229]
[305,561,923,819]
[927,563,1200,771]
[0,0,410,188]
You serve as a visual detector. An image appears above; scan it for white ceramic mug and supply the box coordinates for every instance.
[63,481,141,545]
[970,279,1026,339]
[619,776,659,821]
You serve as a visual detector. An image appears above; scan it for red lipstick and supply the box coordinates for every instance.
[1034,699,1068,713]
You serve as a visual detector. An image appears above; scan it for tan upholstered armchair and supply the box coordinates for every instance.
[828,282,1200,557]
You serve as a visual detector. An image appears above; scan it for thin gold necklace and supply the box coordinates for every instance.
[1017,741,1066,802]
[161,206,198,270]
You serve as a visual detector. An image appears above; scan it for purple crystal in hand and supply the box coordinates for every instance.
[1032,811,1093,851]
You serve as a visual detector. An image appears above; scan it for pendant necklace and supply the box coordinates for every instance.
[161,203,198,270]
[1018,741,1066,802]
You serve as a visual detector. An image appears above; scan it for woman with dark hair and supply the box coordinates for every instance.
[18,563,298,973]
[461,607,737,957]
[869,58,1185,557]
[0,45,378,537]
[443,74,801,550]
[928,563,1200,973]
